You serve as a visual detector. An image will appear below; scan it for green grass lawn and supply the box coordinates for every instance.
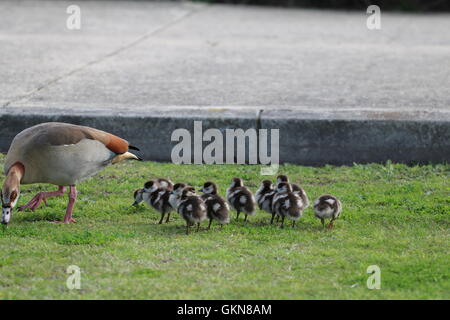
[0,154,448,299]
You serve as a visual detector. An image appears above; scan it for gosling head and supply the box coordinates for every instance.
[171,183,187,195]
[230,177,243,189]
[260,180,273,190]
[132,188,144,206]
[199,181,217,195]
[276,182,292,194]
[276,174,289,184]
[143,180,159,193]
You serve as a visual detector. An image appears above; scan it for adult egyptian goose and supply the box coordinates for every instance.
[177,188,207,235]
[272,182,305,228]
[1,122,141,225]
[226,177,256,222]
[276,174,309,209]
[313,194,342,230]
[142,179,173,224]
[199,181,230,229]
[255,180,276,224]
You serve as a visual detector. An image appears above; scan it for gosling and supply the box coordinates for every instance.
[272,182,305,228]
[313,194,342,230]
[132,178,173,206]
[199,181,230,230]
[169,183,188,210]
[177,188,207,235]
[255,180,276,224]
[226,177,256,222]
[276,174,309,209]
[143,179,173,224]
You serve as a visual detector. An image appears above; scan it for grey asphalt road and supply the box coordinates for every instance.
[1,0,449,112]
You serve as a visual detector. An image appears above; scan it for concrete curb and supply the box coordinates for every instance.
[1,106,449,165]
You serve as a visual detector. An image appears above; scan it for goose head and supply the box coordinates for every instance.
[200,181,217,195]
[132,188,144,206]
[276,182,292,194]
[260,180,273,190]
[230,177,243,189]
[180,187,196,200]
[1,186,20,225]
[276,174,289,184]
[171,183,187,195]
[143,180,159,193]
[1,163,23,225]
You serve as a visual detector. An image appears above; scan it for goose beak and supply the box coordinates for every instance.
[199,188,204,192]
[2,206,12,225]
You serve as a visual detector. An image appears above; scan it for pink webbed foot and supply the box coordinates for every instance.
[18,194,43,211]
[19,186,66,212]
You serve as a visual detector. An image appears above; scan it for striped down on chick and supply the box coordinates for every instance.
[170,184,196,212]
[226,177,256,222]
[133,178,173,207]
[169,183,187,210]
[199,181,230,229]
[255,180,277,224]
[276,174,309,209]
[272,182,305,228]
[144,178,173,191]
[142,179,173,224]
[177,188,207,235]
[313,194,342,230]
[132,188,144,206]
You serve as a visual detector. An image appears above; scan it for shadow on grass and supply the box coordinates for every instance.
[15,211,60,223]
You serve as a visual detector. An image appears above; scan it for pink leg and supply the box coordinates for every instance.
[64,185,77,223]
[52,185,77,224]
[19,186,66,211]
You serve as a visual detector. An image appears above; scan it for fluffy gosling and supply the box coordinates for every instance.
[272,182,305,228]
[276,174,309,209]
[177,188,207,235]
[199,181,230,230]
[226,177,256,222]
[255,180,277,224]
[133,178,173,206]
[171,184,196,212]
[313,194,342,230]
[169,183,188,210]
[143,179,173,224]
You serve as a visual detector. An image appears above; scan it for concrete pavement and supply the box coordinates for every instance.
[0,1,449,164]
